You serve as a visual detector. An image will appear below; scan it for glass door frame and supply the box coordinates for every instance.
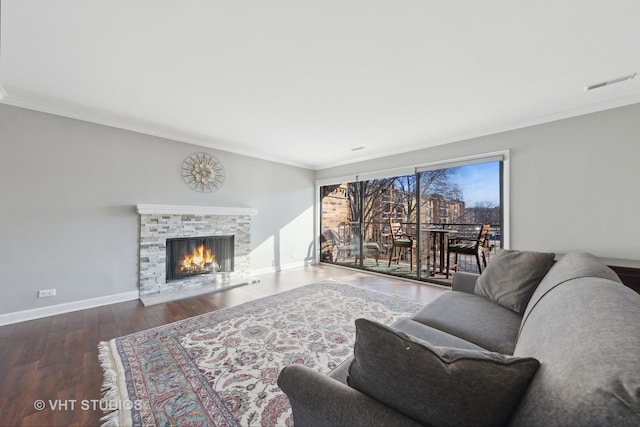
[316,150,510,283]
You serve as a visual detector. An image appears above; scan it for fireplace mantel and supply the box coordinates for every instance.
[136,204,258,216]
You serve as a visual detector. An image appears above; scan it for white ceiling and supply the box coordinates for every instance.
[1,1,639,170]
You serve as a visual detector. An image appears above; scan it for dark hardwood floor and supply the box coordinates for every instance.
[0,264,446,426]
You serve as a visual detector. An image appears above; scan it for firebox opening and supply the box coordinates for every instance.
[166,235,234,282]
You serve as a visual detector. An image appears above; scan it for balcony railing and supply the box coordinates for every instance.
[321,222,502,283]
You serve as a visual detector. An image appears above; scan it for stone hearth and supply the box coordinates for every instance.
[136,204,258,305]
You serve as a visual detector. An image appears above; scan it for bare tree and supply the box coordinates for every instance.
[347,179,395,242]
[420,168,461,200]
[393,175,417,221]
[344,168,467,240]
[383,169,463,223]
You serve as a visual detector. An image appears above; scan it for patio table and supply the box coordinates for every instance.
[426,228,458,275]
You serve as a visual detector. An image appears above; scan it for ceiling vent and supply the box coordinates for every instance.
[584,72,636,91]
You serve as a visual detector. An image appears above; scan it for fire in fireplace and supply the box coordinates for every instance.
[166,235,234,282]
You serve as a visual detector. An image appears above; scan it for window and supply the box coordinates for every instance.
[319,153,505,285]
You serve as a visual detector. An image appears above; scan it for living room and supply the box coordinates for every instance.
[1,2,639,426]
[2,96,639,324]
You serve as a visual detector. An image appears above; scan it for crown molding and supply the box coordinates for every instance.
[2,87,639,172]
[0,92,314,170]
[312,92,640,170]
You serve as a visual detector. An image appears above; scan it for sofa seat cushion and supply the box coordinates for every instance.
[411,291,522,354]
[474,249,555,314]
[348,319,540,427]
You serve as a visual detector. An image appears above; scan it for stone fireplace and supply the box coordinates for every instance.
[136,204,257,304]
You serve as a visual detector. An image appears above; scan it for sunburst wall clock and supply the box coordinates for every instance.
[182,152,225,193]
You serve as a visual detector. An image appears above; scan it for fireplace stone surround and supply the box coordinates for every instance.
[136,204,258,305]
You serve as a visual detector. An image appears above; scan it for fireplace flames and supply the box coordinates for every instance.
[179,244,216,275]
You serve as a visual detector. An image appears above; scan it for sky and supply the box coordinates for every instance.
[450,162,500,207]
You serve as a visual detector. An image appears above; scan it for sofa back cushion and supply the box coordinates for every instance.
[513,274,640,426]
[519,252,622,335]
[348,319,540,427]
[474,249,555,314]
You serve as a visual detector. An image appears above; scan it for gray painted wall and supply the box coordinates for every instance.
[0,105,315,314]
[316,103,640,265]
[2,102,638,316]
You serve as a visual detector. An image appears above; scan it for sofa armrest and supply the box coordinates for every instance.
[452,271,480,294]
[277,365,422,427]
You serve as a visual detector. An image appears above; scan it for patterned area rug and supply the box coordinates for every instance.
[99,281,423,426]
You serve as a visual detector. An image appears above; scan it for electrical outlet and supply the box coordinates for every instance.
[38,289,56,298]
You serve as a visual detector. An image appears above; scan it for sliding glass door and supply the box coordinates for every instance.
[319,156,503,285]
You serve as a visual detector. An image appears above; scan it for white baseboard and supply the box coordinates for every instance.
[1,262,320,326]
[0,290,140,326]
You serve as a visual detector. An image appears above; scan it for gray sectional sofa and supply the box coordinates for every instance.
[278,251,640,426]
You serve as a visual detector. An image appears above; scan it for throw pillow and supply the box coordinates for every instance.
[474,249,555,314]
[347,319,540,427]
